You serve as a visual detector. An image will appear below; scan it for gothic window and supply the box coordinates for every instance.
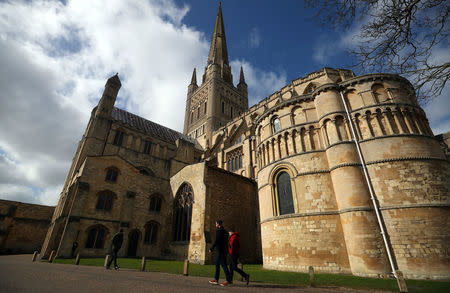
[272,117,281,133]
[276,171,295,215]
[149,195,162,212]
[173,183,193,242]
[303,83,317,94]
[144,221,159,244]
[197,107,200,119]
[143,141,152,154]
[96,191,115,211]
[226,148,243,171]
[221,101,225,113]
[85,226,106,248]
[230,107,233,118]
[204,101,207,114]
[105,168,118,182]
[113,130,124,146]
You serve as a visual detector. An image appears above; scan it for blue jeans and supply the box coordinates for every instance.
[214,252,232,282]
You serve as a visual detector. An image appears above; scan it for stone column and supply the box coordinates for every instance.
[401,110,415,133]
[305,130,312,151]
[393,111,405,134]
[381,110,394,135]
[290,130,297,154]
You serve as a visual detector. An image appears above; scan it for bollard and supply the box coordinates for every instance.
[75,253,81,265]
[104,255,110,268]
[49,250,56,263]
[395,270,408,293]
[308,266,315,287]
[141,256,146,271]
[238,263,244,282]
[32,251,38,262]
[183,259,189,276]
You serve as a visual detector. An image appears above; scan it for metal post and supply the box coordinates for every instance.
[338,90,406,292]
[308,266,315,287]
[183,259,189,276]
[141,256,146,271]
[75,253,80,265]
[49,250,56,263]
[104,255,110,268]
[32,251,38,262]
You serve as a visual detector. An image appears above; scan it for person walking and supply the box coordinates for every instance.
[228,227,250,285]
[208,220,232,286]
[106,229,124,270]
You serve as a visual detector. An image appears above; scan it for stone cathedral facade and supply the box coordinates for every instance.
[41,4,449,279]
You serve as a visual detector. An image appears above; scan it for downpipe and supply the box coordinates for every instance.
[338,90,401,282]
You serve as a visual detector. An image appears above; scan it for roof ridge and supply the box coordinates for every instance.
[111,107,200,148]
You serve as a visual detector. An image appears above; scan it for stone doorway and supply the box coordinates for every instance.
[127,229,139,257]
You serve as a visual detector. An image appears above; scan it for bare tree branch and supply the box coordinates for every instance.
[305,0,449,103]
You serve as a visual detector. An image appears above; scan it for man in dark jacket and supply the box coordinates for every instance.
[106,229,123,270]
[208,220,232,286]
[228,228,250,285]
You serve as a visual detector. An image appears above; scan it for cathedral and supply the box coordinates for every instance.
[40,4,450,279]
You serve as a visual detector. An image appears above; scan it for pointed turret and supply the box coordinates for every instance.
[207,2,229,66]
[190,68,197,85]
[188,68,198,95]
[237,66,248,107]
[238,66,246,85]
[95,73,121,118]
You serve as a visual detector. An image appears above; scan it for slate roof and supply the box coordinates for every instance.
[111,107,202,150]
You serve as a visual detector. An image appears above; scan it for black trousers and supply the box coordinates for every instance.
[229,254,248,280]
[106,250,119,268]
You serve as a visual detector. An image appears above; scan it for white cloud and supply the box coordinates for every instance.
[249,27,261,48]
[231,60,287,106]
[0,0,209,206]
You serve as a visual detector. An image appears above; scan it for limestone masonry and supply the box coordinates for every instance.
[33,4,449,279]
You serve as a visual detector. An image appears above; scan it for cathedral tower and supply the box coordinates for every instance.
[183,3,248,148]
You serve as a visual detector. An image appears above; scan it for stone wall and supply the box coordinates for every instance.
[0,199,54,254]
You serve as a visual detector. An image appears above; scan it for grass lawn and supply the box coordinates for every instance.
[52,258,450,292]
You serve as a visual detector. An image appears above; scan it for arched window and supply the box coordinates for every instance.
[144,221,159,244]
[113,130,124,146]
[149,195,162,212]
[85,226,106,248]
[173,183,193,242]
[272,117,281,133]
[303,83,317,94]
[105,167,119,182]
[276,171,295,215]
[96,191,115,211]
[372,84,389,103]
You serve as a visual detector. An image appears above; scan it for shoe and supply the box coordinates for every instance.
[114,266,120,270]
[209,280,219,285]
[106,267,111,270]
[245,274,250,285]
[220,281,231,286]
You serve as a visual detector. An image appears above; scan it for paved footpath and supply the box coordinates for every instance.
[0,255,388,293]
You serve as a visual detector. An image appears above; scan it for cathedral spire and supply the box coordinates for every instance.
[238,66,246,85]
[207,2,229,66]
[190,68,197,85]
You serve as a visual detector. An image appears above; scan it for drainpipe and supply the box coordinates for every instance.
[338,90,400,281]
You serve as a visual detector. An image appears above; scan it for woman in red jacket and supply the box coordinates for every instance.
[228,228,250,285]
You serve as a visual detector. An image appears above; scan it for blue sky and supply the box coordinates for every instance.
[0,0,448,206]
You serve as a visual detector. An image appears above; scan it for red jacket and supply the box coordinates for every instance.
[228,232,240,255]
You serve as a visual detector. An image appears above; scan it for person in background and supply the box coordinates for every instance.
[228,227,250,285]
[106,229,123,270]
[208,220,232,286]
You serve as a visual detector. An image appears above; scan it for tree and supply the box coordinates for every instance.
[305,0,449,103]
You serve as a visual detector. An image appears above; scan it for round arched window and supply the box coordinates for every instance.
[276,171,294,215]
[272,117,281,133]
